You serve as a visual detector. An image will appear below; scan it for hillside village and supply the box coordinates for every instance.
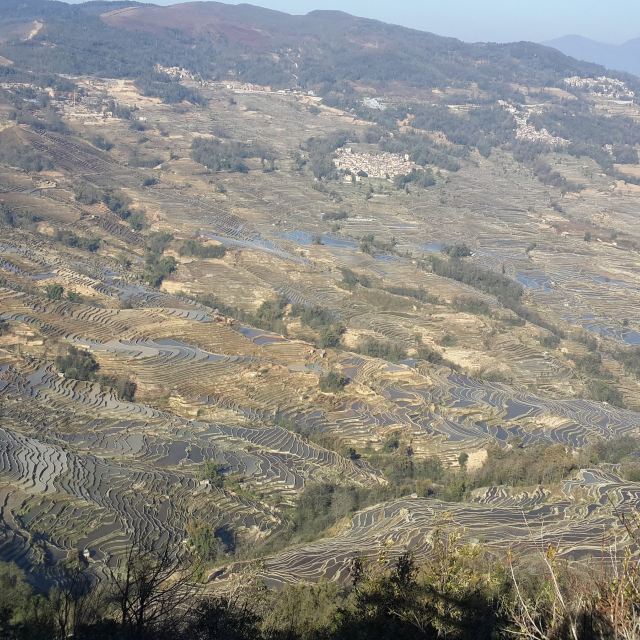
[333,147,417,180]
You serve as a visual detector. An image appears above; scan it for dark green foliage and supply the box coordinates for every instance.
[381,133,462,171]
[179,239,226,259]
[187,524,230,564]
[319,370,349,393]
[99,375,137,402]
[394,168,436,189]
[422,254,523,306]
[127,151,163,169]
[452,296,491,315]
[135,71,205,105]
[415,345,444,365]
[410,104,516,151]
[253,296,288,333]
[54,230,101,252]
[291,482,365,539]
[586,436,640,481]
[540,334,561,349]
[532,158,581,193]
[614,346,640,378]
[0,204,41,229]
[144,255,177,288]
[146,231,173,255]
[91,135,113,151]
[473,444,578,488]
[385,286,440,305]
[356,338,407,363]
[289,304,346,348]
[0,135,52,172]
[127,212,146,231]
[303,132,351,179]
[56,346,99,381]
[197,461,226,489]
[340,268,371,289]
[102,189,132,219]
[191,138,273,173]
[442,243,472,259]
[322,210,349,222]
[587,379,624,407]
[45,284,64,301]
[73,182,102,205]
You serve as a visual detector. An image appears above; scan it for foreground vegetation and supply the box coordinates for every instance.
[1,525,638,640]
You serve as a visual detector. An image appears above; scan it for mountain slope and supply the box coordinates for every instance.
[0,0,624,93]
[545,34,640,77]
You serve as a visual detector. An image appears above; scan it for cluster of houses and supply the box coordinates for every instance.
[500,101,567,147]
[334,147,416,180]
[155,64,198,81]
[564,76,635,101]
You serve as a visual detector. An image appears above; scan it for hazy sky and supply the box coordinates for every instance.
[67,0,640,43]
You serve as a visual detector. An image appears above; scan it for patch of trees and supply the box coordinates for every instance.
[355,337,407,363]
[0,135,52,172]
[144,254,177,287]
[127,151,163,169]
[410,104,516,153]
[421,254,523,306]
[54,229,100,253]
[55,345,137,400]
[613,345,640,378]
[290,304,345,348]
[90,134,113,151]
[191,137,274,173]
[102,189,145,230]
[394,168,436,189]
[73,182,102,205]
[179,239,226,259]
[135,71,205,105]
[585,436,640,481]
[302,131,351,180]
[532,158,581,193]
[473,444,578,488]
[55,346,100,381]
[384,286,440,305]
[45,283,64,301]
[452,296,491,315]
[381,133,463,171]
[359,234,397,255]
[442,243,472,258]
[339,267,371,290]
[0,204,41,229]
[322,209,349,222]
[319,370,349,393]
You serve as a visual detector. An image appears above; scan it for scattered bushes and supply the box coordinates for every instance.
[45,284,64,301]
[54,229,100,252]
[340,267,371,289]
[73,182,102,205]
[319,370,349,393]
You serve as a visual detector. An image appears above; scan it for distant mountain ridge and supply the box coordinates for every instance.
[545,34,640,77]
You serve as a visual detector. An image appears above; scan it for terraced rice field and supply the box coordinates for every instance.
[1,76,639,587]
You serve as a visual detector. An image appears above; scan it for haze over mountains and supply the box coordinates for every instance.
[545,34,640,77]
